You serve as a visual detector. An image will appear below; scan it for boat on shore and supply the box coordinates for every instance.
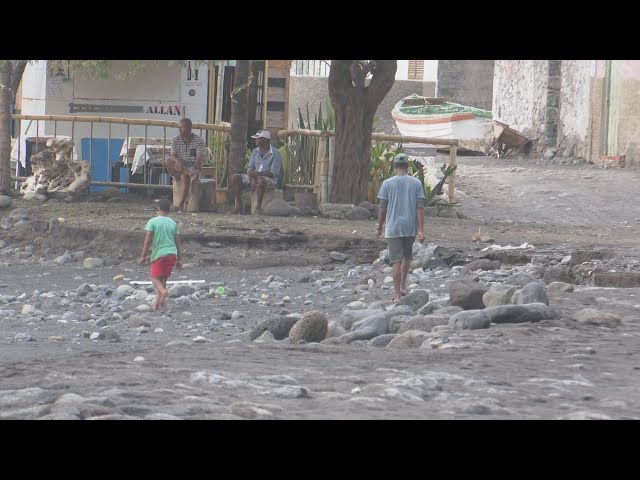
[391,94,494,153]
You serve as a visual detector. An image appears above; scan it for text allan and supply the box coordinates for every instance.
[146,105,182,116]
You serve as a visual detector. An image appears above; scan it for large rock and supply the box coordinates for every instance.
[96,327,121,342]
[83,257,104,269]
[485,303,552,324]
[449,278,489,310]
[386,330,431,348]
[505,272,539,286]
[368,334,397,348]
[449,310,492,330]
[319,203,356,215]
[358,201,378,216]
[8,208,30,221]
[336,305,413,343]
[289,311,328,343]
[572,309,622,328]
[464,259,501,271]
[23,192,47,202]
[345,206,371,220]
[248,315,299,341]
[546,281,574,293]
[482,283,517,307]
[329,251,348,262]
[0,195,11,208]
[395,289,430,312]
[420,243,454,270]
[168,284,196,298]
[76,283,93,297]
[388,315,414,334]
[423,313,451,327]
[512,282,549,306]
[336,309,378,331]
[264,199,292,217]
[397,315,437,334]
[325,321,347,339]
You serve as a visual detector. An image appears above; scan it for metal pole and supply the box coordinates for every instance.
[163,126,167,185]
[107,122,112,182]
[144,124,149,199]
[15,134,20,190]
[54,120,57,138]
[89,121,93,167]
[448,145,457,204]
[126,123,130,171]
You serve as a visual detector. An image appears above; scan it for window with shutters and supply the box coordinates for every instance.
[408,60,424,80]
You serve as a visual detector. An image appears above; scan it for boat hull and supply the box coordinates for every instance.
[392,110,493,140]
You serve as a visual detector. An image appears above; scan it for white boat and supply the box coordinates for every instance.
[391,94,494,153]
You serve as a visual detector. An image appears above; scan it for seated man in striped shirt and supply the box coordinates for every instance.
[165,118,206,212]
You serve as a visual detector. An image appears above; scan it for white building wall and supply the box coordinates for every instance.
[19,61,47,139]
[19,60,210,145]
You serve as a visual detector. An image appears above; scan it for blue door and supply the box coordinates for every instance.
[80,138,125,192]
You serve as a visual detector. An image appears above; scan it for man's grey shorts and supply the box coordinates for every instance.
[387,236,416,264]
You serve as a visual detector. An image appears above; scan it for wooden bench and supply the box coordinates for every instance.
[171,176,217,213]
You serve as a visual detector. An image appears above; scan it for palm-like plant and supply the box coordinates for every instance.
[369,141,403,201]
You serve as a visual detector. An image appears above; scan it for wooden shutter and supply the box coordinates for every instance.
[408,60,424,80]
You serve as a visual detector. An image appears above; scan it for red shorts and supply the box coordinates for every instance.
[150,254,176,278]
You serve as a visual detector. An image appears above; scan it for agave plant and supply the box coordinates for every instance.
[423,163,457,206]
[210,131,230,188]
[369,140,403,201]
[281,98,335,187]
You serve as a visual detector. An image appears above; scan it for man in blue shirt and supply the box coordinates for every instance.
[376,153,425,302]
[229,129,283,215]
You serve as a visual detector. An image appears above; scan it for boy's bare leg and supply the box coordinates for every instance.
[159,277,168,306]
[178,172,190,211]
[400,258,411,296]
[151,277,167,310]
[391,261,403,302]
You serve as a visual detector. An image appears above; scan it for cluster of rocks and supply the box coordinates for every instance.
[0,208,32,231]
[2,278,243,345]
[241,241,627,350]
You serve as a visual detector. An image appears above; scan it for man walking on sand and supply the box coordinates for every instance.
[376,153,425,303]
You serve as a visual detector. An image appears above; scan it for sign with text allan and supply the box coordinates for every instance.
[69,103,184,116]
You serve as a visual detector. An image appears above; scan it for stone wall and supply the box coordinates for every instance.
[436,60,494,110]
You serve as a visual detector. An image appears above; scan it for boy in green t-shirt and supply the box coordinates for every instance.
[138,198,183,309]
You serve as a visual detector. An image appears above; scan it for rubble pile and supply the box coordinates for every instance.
[20,138,90,197]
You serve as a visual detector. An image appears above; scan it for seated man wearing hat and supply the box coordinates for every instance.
[229,129,283,215]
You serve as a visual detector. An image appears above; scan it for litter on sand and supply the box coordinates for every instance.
[481,242,536,252]
[129,280,206,285]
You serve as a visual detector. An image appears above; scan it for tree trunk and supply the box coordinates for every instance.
[328,60,396,204]
[0,62,12,194]
[228,60,250,175]
[0,60,27,195]
[330,98,375,204]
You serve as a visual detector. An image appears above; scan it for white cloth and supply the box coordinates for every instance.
[119,137,169,163]
[130,145,171,174]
